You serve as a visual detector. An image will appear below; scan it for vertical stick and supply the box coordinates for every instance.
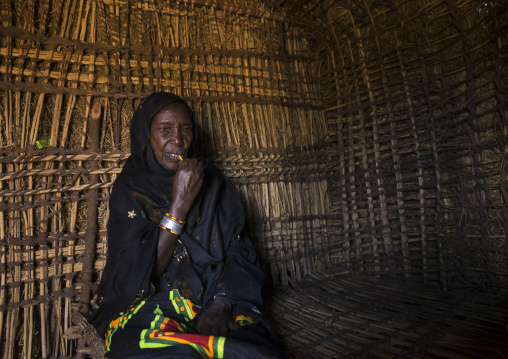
[0,192,5,356]
[80,103,101,315]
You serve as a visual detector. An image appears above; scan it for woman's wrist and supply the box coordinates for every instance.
[211,296,232,312]
[168,202,190,222]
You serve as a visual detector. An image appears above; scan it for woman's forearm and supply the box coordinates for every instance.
[152,203,190,280]
[152,230,179,279]
[153,158,203,280]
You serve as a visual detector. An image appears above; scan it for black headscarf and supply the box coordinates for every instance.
[88,92,264,337]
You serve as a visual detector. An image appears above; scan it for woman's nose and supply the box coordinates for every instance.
[170,128,183,145]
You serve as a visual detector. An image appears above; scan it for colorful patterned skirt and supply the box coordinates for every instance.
[103,288,285,359]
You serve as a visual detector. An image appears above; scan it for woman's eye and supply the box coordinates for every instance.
[182,127,192,133]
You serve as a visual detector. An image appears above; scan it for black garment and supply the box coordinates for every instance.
[88,92,187,337]
[87,92,284,358]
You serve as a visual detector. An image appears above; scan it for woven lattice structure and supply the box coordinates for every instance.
[0,0,507,358]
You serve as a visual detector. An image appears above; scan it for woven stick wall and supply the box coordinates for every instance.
[0,0,331,357]
[292,0,507,289]
[0,0,507,358]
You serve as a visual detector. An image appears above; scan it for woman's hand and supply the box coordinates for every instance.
[195,297,240,337]
[170,158,204,220]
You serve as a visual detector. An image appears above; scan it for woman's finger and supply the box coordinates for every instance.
[209,325,220,337]
[229,320,241,331]
[219,324,228,337]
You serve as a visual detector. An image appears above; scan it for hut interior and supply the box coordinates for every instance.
[1,0,508,358]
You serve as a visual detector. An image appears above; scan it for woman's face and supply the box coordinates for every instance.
[149,102,193,171]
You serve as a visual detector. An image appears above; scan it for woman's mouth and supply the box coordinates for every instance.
[165,153,184,161]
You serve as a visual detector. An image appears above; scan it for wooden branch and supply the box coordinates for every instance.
[79,103,102,315]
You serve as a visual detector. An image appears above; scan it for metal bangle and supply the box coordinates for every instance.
[166,213,185,224]
[160,215,184,234]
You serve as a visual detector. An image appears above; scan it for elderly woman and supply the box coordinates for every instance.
[88,92,285,358]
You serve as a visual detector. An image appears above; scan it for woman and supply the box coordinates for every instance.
[88,92,285,358]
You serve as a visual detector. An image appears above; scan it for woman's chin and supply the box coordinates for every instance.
[162,161,179,171]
